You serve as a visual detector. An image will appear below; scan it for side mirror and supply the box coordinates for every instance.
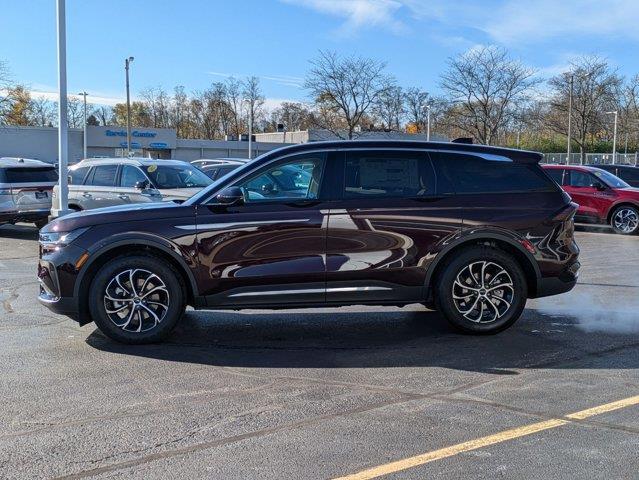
[213,186,244,206]
[134,180,150,190]
[261,183,275,195]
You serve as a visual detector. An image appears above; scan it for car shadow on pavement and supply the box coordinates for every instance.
[85,308,639,373]
[0,224,39,239]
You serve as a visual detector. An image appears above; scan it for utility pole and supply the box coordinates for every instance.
[248,106,253,159]
[125,56,134,156]
[567,74,574,164]
[52,0,69,219]
[78,91,88,158]
[606,110,618,164]
[426,104,431,141]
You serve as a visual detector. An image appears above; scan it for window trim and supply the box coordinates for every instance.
[120,165,151,188]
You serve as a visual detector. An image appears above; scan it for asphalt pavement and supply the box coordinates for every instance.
[0,223,638,479]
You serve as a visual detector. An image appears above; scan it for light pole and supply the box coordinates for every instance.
[606,110,618,164]
[78,91,88,158]
[125,56,134,156]
[52,0,69,219]
[426,104,431,141]
[567,74,574,164]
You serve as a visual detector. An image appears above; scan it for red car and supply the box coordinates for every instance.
[543,164,639,234]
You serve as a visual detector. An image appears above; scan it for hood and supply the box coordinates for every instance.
[160,187,203,201]
[43,202,194,233]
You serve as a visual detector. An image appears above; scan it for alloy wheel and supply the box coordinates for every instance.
[103,269,170,333]
[613,208,638,233]
[452,261,514,324]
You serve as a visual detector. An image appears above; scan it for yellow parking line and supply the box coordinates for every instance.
[333,395,639,480]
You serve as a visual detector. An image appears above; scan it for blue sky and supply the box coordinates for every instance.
[1,0,639,108]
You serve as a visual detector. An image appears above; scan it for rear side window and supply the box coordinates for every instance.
[619,168,639,182]
[69,166,90,185]
[545,168,564,185]
[87,165,118,187]
[567,170,595,187]
[434,153,556,194]
[216,165,238,179]
[5,167,57,183]
[344,151,434,198]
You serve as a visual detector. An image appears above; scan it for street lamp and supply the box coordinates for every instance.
[605,110,618,165]
[52,0,69,219]
[78,91,88,158]
[567,74,574,164]
[125,56,134,156]
[425,104,431,141]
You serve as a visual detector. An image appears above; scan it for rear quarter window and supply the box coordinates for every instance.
[5,167,57,183]
[433,152,557,194]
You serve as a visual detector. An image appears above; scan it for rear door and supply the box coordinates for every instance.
[7,166,57,212]
[194,151,332,307]
[81,164,126,209]
[325,149,462,304]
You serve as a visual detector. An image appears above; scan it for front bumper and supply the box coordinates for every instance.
[534,261,580,298]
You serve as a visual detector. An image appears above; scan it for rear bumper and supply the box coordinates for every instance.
[534,261,580,298]
[0,208,50,224]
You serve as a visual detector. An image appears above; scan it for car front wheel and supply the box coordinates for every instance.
[88,254,185,344]
[611,206,639,235]
[435,246,527,334]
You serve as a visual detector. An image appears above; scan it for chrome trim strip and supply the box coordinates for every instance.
[176,218,311,231]
[326,286,392,293]
[229,288,324,298]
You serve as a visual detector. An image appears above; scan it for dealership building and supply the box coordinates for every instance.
[0,125,289,164]
[0,125,445,164]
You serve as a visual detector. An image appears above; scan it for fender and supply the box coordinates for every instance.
[74,232,199,299]
[423,226,542,292]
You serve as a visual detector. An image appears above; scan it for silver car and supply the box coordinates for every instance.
[0,157,57,229]
[54,158,212,211]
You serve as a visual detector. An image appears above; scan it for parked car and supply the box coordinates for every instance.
[54,158,212,211]
[0,157,57,229]
[39,141,579,343]
[543,164,639,234]
[589,164,639,188]
[192,158,248,180]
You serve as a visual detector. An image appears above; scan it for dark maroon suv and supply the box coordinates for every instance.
[38,141,580,343]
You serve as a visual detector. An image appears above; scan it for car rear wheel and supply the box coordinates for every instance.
[434,246,527,334]
[88,254,185,344]
[610,206,639,235]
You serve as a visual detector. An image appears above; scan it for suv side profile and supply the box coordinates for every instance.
[55,158,212,211]
[38,141,580,344]
[0,157,57,229]
[543,164,639,234]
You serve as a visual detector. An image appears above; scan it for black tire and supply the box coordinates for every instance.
[34,219,48,229]
[88,254,185,344]
[610,205,639,235]
[69,205,82,212]
[434,246,527,334]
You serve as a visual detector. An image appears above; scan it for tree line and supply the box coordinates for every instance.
[1,47,638,159]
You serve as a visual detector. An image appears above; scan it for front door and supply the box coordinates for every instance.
[194,151,332,307]
[325,150,462,304]
[564,169,615,221]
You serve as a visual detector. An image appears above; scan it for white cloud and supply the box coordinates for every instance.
[28,90,124,106]
[208,71,304,88]
[280,0,407,34]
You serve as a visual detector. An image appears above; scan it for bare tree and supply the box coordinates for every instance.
[267,102,314,132]
[403,87,432,133]
[66,96,85,128]
[373,85,404,131]
[92,105,114,126]
[225,77,243,137]
[29,96,57,126]
[305,51,393,139]
[546,56,622,161]
[0,60,13,125]
[439,46,538,145]
[242,76,265,135]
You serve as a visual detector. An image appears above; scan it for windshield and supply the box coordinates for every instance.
[592,169,630,188]
[143,164,212,189]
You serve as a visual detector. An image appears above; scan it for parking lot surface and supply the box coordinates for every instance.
[1,224,638,479]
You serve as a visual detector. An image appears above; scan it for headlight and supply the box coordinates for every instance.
[39,227,89,246]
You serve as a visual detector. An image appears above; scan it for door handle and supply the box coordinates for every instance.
[82,192,92,198]
[118,194,129,200]
[286,200,321,208]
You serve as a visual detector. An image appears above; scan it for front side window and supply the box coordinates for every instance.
[435,153,555,194]
[143,164,212,189]
[235,154,325,202]
[591,169,629,188]
[120,165,149,188]
[344,151,433,198]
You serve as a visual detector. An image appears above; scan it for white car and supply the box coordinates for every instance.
[54,157,213,211]
[0,157,57,229]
